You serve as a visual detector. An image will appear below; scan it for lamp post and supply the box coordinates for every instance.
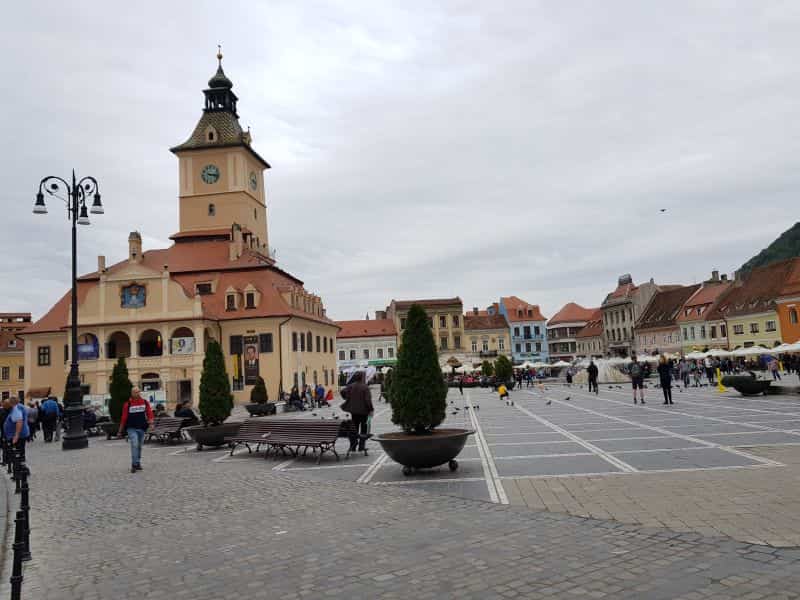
[34,170,103,450]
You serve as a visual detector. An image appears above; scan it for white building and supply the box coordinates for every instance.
[335,318,397,370]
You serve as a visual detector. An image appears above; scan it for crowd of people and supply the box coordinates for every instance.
[285,383,334,412]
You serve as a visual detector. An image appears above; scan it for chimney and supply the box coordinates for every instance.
[128,232,142,263]
[711,270,720,282]
[97,255,106,272]
[375,310,387,320]
[473,307,479,315]
[721,274,728,281]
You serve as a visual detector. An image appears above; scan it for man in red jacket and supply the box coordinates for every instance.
[118,387,154,473]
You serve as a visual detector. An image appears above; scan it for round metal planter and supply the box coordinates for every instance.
[375,428,474,474]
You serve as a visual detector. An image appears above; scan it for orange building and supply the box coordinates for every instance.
[776,258,800,344]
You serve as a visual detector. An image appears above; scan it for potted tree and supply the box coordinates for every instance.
[245,376,276,416]
[103,357,132,439]
[185,340,240,449]
[374,304,474,476]
[494,355,513,388]
[721,374,773,396]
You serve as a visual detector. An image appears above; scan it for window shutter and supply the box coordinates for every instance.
[259,333,273,353]
[230,335,243,355]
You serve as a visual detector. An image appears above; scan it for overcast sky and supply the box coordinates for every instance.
[2,2,799,322]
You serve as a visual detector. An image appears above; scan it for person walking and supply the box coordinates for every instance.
[657,355,674,405]
[587,360,599,395]
[458,376,464,396]
[768,358,782,381]
[117,387,154,473]
[340,371,374,454]
[26,401,39,441]
[678,359,689,388]
[629,355,646,404]
[2,396,30,461]
[39,396,61,442]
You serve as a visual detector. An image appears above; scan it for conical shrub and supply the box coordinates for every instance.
[199,340,233,426]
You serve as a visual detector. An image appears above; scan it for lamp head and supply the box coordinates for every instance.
[33,191,47,214]
[77,204,90,225]
[90,192,103,215]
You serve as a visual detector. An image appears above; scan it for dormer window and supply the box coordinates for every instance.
[245,292,256,309]
[195,282,213,295]
[226,294,237,311]
[204,125,218,142]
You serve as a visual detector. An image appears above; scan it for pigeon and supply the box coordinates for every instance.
[312,412,318,417]
[660,208,667,212]
[511,401,515,406]
[564,396,571,401]
[545,400,552,406]
[475,405,480,411]
[451,411,458,416]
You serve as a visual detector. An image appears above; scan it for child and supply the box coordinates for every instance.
[498,383,509,402]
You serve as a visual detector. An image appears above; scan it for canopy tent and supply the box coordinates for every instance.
[706,348,732,357]
[731,345,770,357]
[551,360,572,368]
[783,341,800,353]
[685,351,707,360]
[637,355,659,363]
[532,361,550,368]
[346,366,377,384]
[516,361,536,370]
[455,364,476,374]
[770,343,794,354]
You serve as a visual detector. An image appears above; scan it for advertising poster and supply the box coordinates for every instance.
[121,283,146,308]
[243,335,259,385]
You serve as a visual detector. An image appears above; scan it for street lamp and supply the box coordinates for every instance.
[33,170,103,450]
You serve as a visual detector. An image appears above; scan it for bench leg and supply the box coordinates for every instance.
[229,442,238,456]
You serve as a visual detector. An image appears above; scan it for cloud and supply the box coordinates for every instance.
[2,1,799,322]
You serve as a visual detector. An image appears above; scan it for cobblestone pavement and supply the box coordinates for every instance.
[3,436,800,599]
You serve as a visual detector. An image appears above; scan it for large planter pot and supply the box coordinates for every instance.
[244,403,277,417]
[721,376,772,396]
[375,428,474,475]
[185,422,242,450]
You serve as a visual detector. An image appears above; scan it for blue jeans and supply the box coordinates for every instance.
[127,428,145,466]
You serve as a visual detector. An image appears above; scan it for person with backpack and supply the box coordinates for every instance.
[629,355,645,404]
[117,387,154,473]
[587,360,599,395]
[39,396,61,442]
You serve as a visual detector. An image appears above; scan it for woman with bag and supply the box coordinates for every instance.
[340,371,374,454]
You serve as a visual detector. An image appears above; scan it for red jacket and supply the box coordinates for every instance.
[119,397,154,431]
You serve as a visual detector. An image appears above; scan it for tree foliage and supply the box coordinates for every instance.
[249,376,269,404]
[494,355,513,382]
[740,222,800,273]
[383,368,394,404]
[390,304,447,434]
[108,357,132,424]
[481,360,494,377]
[199,340,233,426]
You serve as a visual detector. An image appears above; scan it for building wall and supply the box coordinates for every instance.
[24,332,68,399]
[336,335,397,370]
[636,326,682,355]
[177,147,267,241]
[777,298,800,344]
[389,304,464,354]
[0,347,24,401]
[679,319,729,352]
[725,311,783,349]
[464,328,511,363]
[576,335,604,357]
[547,323,585,361]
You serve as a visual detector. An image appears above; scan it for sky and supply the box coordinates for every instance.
[2,1,799,322]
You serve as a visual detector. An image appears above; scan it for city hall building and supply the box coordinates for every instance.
[22,54,338,407]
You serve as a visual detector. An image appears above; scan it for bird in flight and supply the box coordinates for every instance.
[660,208,667,213]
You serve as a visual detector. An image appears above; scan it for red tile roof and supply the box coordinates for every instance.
[0,331,24,352]
[24,239,333,335]
[335,319,396,339]
[548,302,598,325]
[464,314,509,331]
[636,285,701,331]
[709,259,800,320]
[575,309,603,338]
[675,282,732,323]
[500,296,547,322]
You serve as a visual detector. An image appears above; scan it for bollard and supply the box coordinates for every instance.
[9,511,25,600]
[19,462,31,562]
[12,449,21,494]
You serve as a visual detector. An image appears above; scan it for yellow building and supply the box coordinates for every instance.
[385,298,464,356]
[0,313,31,402]
[463,312,511,365]
[21,54,338,407]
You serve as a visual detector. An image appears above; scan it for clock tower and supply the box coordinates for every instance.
[170,49,271,251]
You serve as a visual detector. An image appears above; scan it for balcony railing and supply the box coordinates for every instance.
[479,350,498,358]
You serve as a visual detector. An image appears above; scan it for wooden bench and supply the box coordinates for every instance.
[225,419,273,455]
[261,419,342,464]
[146,416,189,444]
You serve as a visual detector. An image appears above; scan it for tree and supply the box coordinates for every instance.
[199,340,233,426]
[481,360,494,377]
[250,376,268,404]
[390,304,447,434]
[108,357,132,424]
[383,368,394,403]
[494,355,513,382]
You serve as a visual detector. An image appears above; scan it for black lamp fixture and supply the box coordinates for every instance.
[33,170,104,450]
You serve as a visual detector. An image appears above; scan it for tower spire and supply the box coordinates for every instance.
[217,44,223,66]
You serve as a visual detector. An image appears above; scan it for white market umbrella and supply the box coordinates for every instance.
[685,351,707,360]
[783,341,800,353]
[517,361,535,369]
[532,361,550,368]
[606,357,627,365]
[551,360,572,368]
[769,344,793,354]
[706,348,732,357]
[346,366,377,384]
[732,345,769,357]
[637,355,659,363]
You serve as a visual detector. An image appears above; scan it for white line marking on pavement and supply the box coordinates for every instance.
[497,462,777,481]
[357,453,389,484]
[373,477,487,486]
[466,390,508,504]
[545,391,784,467]
[512,402,639,473]
[273,458,295,471]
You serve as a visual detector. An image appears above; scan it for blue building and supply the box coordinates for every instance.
[491,296,549,365]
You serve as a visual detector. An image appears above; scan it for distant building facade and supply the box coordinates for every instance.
[575,309,605,358]
[601,275,661,357]
[547,303,597,363]
[386,298,464,359]
[496,296,548,364]
[635,285,701,356]
[676,271,732,353]
[463,311,511,364]
[0,313,30,401]
[335,317,397,370]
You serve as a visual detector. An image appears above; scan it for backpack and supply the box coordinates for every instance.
[629,362,643,378]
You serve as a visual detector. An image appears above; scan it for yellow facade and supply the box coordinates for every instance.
[0,342,24,401]
[464,327,511,363]
[725,311,783,349]
[387,300,465,354]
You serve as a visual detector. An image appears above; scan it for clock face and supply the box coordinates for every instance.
[201,164,220,184]
[249,171,258,191]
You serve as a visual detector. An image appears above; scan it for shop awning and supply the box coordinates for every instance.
[368,359,397,367]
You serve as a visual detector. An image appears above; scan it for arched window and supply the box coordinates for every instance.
[208,203,216,216]
[107,331,131,359]
[138,329,163,357]
[301,372,306,386]
[306,332,312,352]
